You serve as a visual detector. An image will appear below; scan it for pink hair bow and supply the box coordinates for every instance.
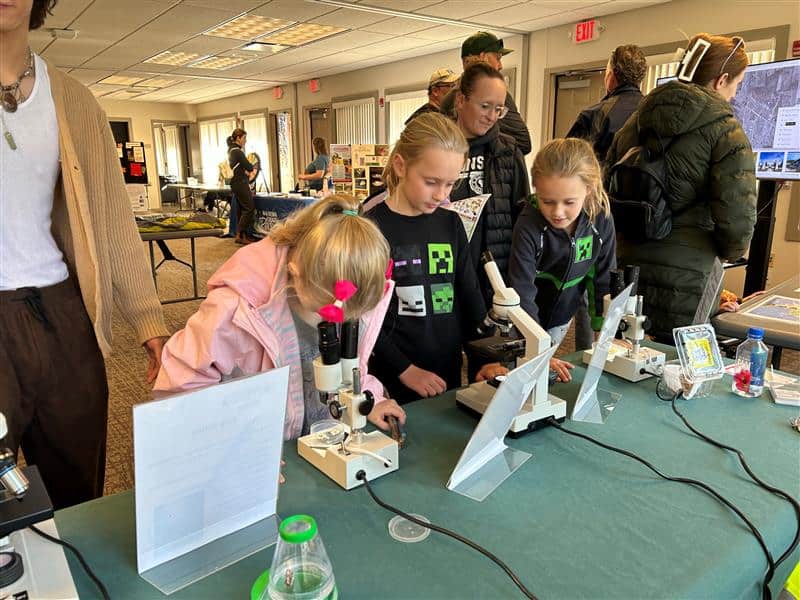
[319,280,358,323]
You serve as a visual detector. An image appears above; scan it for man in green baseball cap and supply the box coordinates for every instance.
[446,31,531,155]
[461,31,513,60]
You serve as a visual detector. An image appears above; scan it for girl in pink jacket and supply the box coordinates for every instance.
[154,194,406,440]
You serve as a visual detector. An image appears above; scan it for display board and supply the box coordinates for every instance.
[657,58,800,181]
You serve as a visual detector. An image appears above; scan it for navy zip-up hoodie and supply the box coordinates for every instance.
[508,202,616,331]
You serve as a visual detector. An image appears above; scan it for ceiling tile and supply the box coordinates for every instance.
[354,0,443,9]
[359,16,438,36]
[407,24,474,41]
[470,2,564,26]
[42,39,111,67]
[170,36,244,55]
[181,0,269,10]
[415,0,523,19]
[308,8,389,28]
[68,68,115,84]
[301,30,391,53]
[251,0,337,22]
[40,0,95,29]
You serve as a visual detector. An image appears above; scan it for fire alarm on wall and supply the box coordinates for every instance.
[309,79,320,93]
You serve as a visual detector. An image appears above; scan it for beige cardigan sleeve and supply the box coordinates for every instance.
[94,108,169,345]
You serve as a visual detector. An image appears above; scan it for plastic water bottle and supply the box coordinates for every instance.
[731,327,769,398]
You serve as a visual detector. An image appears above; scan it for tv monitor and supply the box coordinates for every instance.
[657,59,800,180]
[733,58,800,180]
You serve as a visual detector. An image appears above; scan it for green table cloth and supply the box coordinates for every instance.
[56,352,799,599]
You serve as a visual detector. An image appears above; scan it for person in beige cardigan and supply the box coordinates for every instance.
[0,0,168,509]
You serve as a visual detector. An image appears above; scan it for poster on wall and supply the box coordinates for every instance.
[120,141,149,184]
[351,144,389,200]
[330,144,352,183]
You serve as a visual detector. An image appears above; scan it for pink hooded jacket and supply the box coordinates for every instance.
[154,238,393,440]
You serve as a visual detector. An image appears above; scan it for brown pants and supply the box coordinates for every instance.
[0,278,108,510]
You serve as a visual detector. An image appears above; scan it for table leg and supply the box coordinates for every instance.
[190,237,199,299]
[148,241,158,291]
[772,346,783,369]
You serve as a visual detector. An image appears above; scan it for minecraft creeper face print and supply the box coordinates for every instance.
[431,283,454,314]
[575,235,593,263]
[393,245,423,279]
[396,285,426,317]
[428,243,453,275]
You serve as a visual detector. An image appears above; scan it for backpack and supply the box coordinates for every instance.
[218,149,238,186]
[605,130,679,241]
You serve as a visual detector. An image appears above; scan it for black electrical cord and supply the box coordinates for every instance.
[668,394,800,577]
[355,470,537,600]
[546,418,776,600]
[29,524,110,600]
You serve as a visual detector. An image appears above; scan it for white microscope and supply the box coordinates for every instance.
[297,320,399,489]
[456,252,567,434]
[582,266,665,382]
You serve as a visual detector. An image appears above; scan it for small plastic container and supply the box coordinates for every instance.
[252,515,337,600]
[672,324,725,399]
[731,327,769,398]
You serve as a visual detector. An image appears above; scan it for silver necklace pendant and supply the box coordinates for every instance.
[1,92,17,113]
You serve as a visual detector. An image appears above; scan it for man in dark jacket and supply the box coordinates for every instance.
[405,67,459,125]
[565,44,646,350]
[440,32,532,155]
[567,44,646,166]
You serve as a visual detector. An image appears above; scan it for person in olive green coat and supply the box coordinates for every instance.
[606,33,756,341]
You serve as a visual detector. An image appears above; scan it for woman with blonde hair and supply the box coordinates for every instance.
[606,33,756,340]
[509,138,617,382]
[155,194,406,439]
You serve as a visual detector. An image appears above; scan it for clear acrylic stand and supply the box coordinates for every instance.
[140,513,279,595]
[571,284,632,424]
[447,346,557,501]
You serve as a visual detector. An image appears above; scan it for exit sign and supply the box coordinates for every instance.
[574,19,599,44]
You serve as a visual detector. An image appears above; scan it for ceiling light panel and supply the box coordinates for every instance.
[188,55,256,70]
[99,74,146,86]
[205,15,294,40]
[145,51,204,66]
[259,23,346,46]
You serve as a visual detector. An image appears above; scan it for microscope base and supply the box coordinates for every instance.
[0,520,78,599]
[297,431,398,490]
[582,346,666,382]
[455,382,567,436]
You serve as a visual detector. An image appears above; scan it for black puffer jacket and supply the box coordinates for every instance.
[606,81,757,340]
[452,124,530,303]
[566,83,643,166]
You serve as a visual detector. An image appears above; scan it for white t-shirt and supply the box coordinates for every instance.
[0,53,68,290]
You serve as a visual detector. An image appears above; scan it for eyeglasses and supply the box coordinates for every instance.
[433,83,456,90]
[468,97,509,119]
[719,36,745,75]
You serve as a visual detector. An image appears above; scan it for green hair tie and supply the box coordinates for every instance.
[342,209,359,217]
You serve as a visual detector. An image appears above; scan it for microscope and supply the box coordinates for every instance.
[0,413,77,597]
[297,320,399,490]
[582,266,666,382]
[456,252,567,434]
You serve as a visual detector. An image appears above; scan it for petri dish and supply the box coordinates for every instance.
[388,514,431,543]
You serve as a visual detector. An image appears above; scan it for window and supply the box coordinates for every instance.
[333,97,376,144]
[642,38,776,94]
[241,114,270,192]
[199,117,236,186]
[387,90,428,146]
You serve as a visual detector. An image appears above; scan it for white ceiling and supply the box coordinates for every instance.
[31,0,669,104]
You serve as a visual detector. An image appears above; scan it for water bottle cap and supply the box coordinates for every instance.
[278,514,317,543]
[747,327,764,340]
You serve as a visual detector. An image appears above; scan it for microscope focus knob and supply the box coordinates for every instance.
[329,401,344,420]
[358,390,375,416]
[618,320,629,332]
[642,317,651,331]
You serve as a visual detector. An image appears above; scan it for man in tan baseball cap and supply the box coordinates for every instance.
[404,67,459,125]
